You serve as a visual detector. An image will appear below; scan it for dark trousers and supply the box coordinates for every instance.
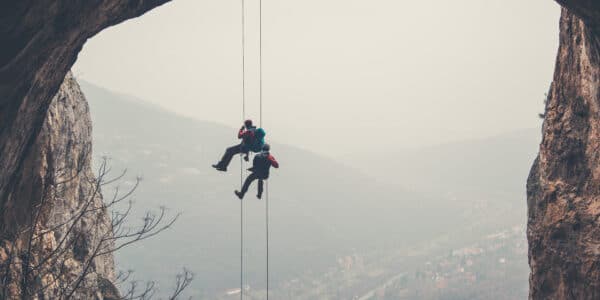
[240,173,265,197]
[217,144,249,168]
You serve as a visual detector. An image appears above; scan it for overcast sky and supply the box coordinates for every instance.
[74,0,561,158]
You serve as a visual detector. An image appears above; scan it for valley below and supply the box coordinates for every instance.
[83,81,536,299]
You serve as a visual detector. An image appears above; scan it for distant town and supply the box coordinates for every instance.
[216,225,528,299]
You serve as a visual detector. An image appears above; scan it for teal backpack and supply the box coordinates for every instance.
[250,128,266,152]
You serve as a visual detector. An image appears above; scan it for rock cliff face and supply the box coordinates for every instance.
[0,1,170,298]
[1,73,116,298]
[527,2,600,299]
[0,0,170,231]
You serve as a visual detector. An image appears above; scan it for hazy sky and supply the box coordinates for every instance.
[74,0,561,157]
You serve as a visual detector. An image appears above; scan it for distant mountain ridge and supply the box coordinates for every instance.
[360,127,540,197]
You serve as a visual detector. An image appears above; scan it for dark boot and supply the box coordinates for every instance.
[256,193,262,199]
[243,155,250,162]
[235,190,244,200]
[212,164,227,172]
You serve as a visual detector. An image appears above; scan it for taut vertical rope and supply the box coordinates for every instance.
[259,0,263,129]
[240,0,246,299]
[266,182,269,300]
[238,1,267,298]
[259,1,270,299]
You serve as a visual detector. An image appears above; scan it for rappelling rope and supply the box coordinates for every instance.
[259,0,263,129]
[240,1,268,298]
[259,0,270,299]
[240,0,246,298]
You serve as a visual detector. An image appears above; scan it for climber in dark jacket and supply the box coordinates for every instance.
[212,119,265,171]
[235,144,279,199]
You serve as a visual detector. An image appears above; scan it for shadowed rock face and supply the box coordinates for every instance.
[527,2,600,299]
[0,0,171,231]
[0,1,170,297]
[1,73,117,298]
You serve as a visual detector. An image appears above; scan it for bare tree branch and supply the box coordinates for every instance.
[4,156,192,299]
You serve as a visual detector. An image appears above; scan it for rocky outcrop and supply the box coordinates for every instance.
[527,2,600,299]
[0,1,170,297]
[0,73,117,298]
[0,0,171,232]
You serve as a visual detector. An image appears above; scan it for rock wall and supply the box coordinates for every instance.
[0,1,170,298]
[527,2,600,299]
[0,73,117,299]
[0,0,170,232]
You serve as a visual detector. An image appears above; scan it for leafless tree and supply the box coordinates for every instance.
[0,154,193,299]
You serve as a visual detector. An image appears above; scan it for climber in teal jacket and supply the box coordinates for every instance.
[212,119,265,172]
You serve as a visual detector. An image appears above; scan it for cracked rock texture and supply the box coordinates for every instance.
[528,1,600,299]
[0,1,170,298]
[1,73,117,298]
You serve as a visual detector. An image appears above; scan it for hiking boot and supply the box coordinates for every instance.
[212,164,227,172]
[256,194,262,200]
[235,190,244,200]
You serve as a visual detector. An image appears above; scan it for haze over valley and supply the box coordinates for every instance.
[84,81,537,298]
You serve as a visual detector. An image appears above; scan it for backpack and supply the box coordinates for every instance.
[250,128,265,152]
[251,151,272,178]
